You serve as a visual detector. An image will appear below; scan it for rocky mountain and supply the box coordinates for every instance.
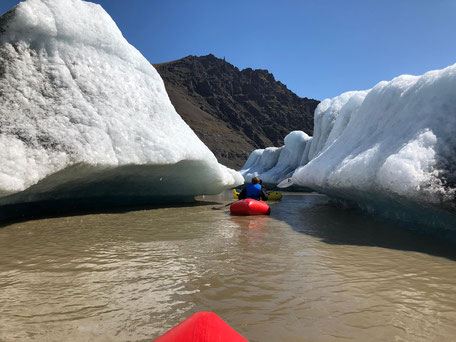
[154,54,319,169]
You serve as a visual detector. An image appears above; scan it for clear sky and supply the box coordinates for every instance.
[1,0,456,100]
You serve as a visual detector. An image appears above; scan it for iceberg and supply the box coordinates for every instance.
[239,131,311,185]
[240,65,456,234]
[0,0,243,218]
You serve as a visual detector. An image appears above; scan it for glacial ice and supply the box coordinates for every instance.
[239,131,311,184]
[240,65,456,232]
[294,69,456,205]
[0,0,243,216]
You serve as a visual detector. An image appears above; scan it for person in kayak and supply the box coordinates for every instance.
[238,177,268,201]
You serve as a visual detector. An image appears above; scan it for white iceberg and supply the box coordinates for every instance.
[239,131,311,184]
[240,65,456,231]
[238,147,281,183]
[294,69,456,206]
[0,0,243,214]
[307,90,368,161]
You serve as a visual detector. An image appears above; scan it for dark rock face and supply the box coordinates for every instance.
[154,54,319,169]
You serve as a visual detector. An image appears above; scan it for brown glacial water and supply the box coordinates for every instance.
[1,192,456,342]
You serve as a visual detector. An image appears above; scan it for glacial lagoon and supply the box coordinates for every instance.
[1,191,455,342]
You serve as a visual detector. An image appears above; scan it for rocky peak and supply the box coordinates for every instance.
[154,54,319,168]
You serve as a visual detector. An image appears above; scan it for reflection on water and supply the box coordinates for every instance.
[1,192,456,341]
[230,215,270,239]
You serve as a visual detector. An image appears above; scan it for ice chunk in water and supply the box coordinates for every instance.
[0,0,243,215]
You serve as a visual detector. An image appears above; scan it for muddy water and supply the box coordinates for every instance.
[1,192,456,342]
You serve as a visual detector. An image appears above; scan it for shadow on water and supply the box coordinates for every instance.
[271,193,456,261]
[0,197,219,229]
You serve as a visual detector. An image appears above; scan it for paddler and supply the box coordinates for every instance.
[238,177,268,201]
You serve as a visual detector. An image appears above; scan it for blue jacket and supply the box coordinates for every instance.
[246,183,262,200]
[238,183,268,201]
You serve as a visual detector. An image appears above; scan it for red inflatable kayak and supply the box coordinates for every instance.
[230,199,271,216]
[154,311,248,342]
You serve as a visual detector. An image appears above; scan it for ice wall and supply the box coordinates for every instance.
[0,0,243,214]
[239,131,311,184]
[294,67,456,208]
[239,64,456,232]
[239,147,281,183]
[307,91,368,161]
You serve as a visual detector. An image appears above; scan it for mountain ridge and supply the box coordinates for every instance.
[154,54,319,168]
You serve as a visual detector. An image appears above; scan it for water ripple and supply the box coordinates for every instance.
[1,193,456,341]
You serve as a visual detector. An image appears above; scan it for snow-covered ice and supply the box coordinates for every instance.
[0,0,243,214]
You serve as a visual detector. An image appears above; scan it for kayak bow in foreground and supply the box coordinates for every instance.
[154,311,248,341]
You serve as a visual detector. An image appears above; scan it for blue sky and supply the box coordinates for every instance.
[1,0,456,100]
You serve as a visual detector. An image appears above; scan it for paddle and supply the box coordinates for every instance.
[277,177,295,188]
[211,200,238,210]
